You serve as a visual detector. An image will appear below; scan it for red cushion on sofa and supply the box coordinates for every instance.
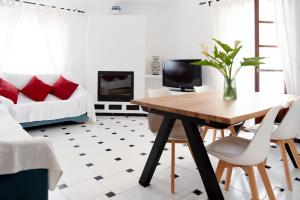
[52,76,78,100]
[21,76,53,101]
[0,78,19,104]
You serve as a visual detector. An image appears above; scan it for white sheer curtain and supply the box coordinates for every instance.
[210,0,255,93]
[37,7,88,75]
[274,0,300,95]
[1,3,87,84]
[0,3,21,72]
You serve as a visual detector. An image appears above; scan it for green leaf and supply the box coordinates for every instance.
[229,45,242,60]
[213,38,233,53]
[241,57,265,66]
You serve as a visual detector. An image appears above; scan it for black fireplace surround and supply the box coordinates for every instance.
[98,71,134,102]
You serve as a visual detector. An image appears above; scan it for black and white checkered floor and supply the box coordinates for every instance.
[27,116,300,200]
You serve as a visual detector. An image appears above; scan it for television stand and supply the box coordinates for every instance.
[169,88,194,93]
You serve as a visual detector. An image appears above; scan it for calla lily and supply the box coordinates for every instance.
[234,40,242,48]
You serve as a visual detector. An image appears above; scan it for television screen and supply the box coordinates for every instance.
[163,59,202,90]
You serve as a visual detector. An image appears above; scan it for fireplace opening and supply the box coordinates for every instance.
[98,71,134,102]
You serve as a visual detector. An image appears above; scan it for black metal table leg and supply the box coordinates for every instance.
[139,116,176,186]
[182,120,224,200]
[285,143,298,168]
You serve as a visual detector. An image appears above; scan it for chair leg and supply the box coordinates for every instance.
[245,166,259,200]
[221,129,225,138]
[215,160,226,182]
[287,139,300,168]
[201,126,208,140]
[225,166,233,191]
[213,129,217,142]
[171,141,175,193]
[228,125,237,136]
[279,141,293,191]
[257,163,275,200]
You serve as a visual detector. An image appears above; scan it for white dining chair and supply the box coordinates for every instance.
[207,105,282,200]
[147,87,200,193]
[248,98,300,190]
[194,85,237,142]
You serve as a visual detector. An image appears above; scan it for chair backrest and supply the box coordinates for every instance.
[193,85,213,93]
[272,98,300,139]
[147,88,171,133]
[237,105,282,165]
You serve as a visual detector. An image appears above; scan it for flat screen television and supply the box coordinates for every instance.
[163,59,202,91]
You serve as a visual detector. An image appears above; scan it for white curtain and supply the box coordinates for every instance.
[1,3,87,86]
[210,0,255,94]
[274,0,300,95]
[0,3,21,72]
[37,7,88,77]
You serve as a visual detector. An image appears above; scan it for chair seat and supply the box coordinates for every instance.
[207,136,251,165]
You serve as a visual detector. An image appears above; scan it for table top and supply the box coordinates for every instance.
[131,92,296,124]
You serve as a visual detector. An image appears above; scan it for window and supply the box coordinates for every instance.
[255,0,285,94]
[3,8,55,74]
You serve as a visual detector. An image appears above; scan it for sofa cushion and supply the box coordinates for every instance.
[21,76,53,101]
[0,78,19,104]
[51,76,78,100]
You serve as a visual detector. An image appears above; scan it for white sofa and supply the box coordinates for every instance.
[0,73,96,127]
[0,105,62,199]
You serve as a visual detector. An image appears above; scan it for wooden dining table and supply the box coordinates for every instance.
[131,92,296,199]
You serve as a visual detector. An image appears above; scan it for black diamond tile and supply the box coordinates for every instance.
[274,186,285,192]
[265,165,271,169]
[116,121,120,123]
[91,135,97,138]
[98,141,104,144]
[140,153,147,156]
[94,175,103,181]
[105,192,116,198]
[131,130,135,132]
[79,153,86,156]
[174,174,179,179]
[81,125,86,127]
[139,135,144,137]
[58,184,68,190]
[69,138,75,141]
[123,125,128,127]
[43,135,48,137]
[271,145,277,148]
[193,189,203,196]
[245,173,248,176]
[157,162,161,166]
[132,119,136,121]
[105,148,112,152]
[177,156,184,160]
[295,177,300,182]
[221,180,225,184]
[86,163,94,167]
[126,168,134,173]
[115,157,122,161]
[120,138,125,141]
[99,123,104,125]
[105,128,110,130]
[164,148,168,151]
[86,130,91,132]
[73,145,80,148]
[40,130,46,132]
[62,127,67,130]
[112,132,117,135]
[129,145,135,147]
[150,141,154,143]
[65,132,70,135]
[110,118,114,119]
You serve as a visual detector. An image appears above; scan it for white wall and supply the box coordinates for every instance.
[87,1,217,88]
[86,14,146,111]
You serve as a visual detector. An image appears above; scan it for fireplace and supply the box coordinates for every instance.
[98,71,134,102]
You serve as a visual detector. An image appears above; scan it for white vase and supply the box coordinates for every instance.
[151,56,161,75]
